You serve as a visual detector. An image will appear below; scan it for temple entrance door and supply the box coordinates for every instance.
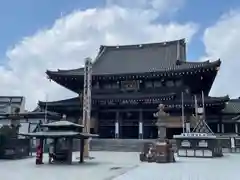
[121,126,138,139]
[143,126,158,139]
[166,128,183,139]
[98,126,115,138]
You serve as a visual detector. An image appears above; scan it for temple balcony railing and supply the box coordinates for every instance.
[92,89,121,94]
[92,86,184,95]
[139,86,185,95]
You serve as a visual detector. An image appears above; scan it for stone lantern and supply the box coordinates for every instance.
[154,104,169,141]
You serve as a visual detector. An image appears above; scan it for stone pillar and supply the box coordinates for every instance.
[221,124,225,133]
[115,111,119,139]
[235,123,238,134]
[158,126,166,140]
[139,109,143,139]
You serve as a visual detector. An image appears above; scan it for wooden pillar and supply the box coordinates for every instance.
[28,122,32,156]
[53,138,57,154]
[217,123,220,133]
[221,123,225,133]
[235,123,238,134]
[39,138,44,150]
[95,112,99,134]
[138,109,143,139]
[79,138,85,163]
[115,111,119,139]
[39,138,44,164]
[67,138,73,164]
[219,114,223,133]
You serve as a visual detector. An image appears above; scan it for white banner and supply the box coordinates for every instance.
[197,107,203,114]
[186,123,190,133]
[139,122,143,134]
[115,122,119,134]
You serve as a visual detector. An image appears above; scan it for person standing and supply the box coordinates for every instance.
[48,143,55,164]
[36,145,43,165]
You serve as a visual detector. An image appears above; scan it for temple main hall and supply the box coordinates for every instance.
[38,39,240,139]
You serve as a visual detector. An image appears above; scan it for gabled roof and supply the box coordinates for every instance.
[46,39,221,77]
[89,39,186,75]
[47,39,190,76]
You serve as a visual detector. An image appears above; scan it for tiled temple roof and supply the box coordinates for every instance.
[164,95,229,109]
[46,39,221,77]
[222,98,240,114]
[39,95,229,109]
[39,93,176,108]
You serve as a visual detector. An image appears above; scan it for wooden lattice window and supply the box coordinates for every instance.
[121,81,139,91]
[166,80,174,87]
[145,81,153,88]
[153,81,162,88]
[175,80,182,87]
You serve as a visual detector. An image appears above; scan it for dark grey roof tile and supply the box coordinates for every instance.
[47,39,220,77]
[222,99,240,114]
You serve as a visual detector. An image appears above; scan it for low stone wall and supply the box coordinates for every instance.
[89,138,237,152]
[29,137,240,153]
[90,139,158,152]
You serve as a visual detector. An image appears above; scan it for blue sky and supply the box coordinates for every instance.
[0,0,239,108]
[0,0,239,60]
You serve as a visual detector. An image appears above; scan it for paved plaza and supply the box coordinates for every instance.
[0,152,240,180]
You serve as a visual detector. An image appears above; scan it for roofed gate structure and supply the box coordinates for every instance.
[39,39,239,139]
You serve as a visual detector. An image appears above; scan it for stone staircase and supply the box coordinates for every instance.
[90,139,177,152]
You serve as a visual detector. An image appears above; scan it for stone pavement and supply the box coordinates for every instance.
[1,152,240,180]
[0,152,139,180]
[114,153,240,180]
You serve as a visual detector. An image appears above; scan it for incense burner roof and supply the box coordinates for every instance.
[19,131,98,138]
[41,120,84,128]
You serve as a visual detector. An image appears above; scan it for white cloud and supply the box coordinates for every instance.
[203,10,240,98]
[0,0,198,110]
[106,0,184,15]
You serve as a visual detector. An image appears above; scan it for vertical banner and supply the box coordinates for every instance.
[139,121,143,139]
[115,121,119,138]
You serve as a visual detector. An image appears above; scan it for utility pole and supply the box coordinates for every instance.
[82,57,92,157]
[44,94,48,124]
[181,92,185,133]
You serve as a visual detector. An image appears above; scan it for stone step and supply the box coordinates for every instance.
[90,139,176,152]
[30,139,177,152]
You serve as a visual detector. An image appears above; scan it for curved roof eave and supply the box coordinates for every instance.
[46,59,221,78]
